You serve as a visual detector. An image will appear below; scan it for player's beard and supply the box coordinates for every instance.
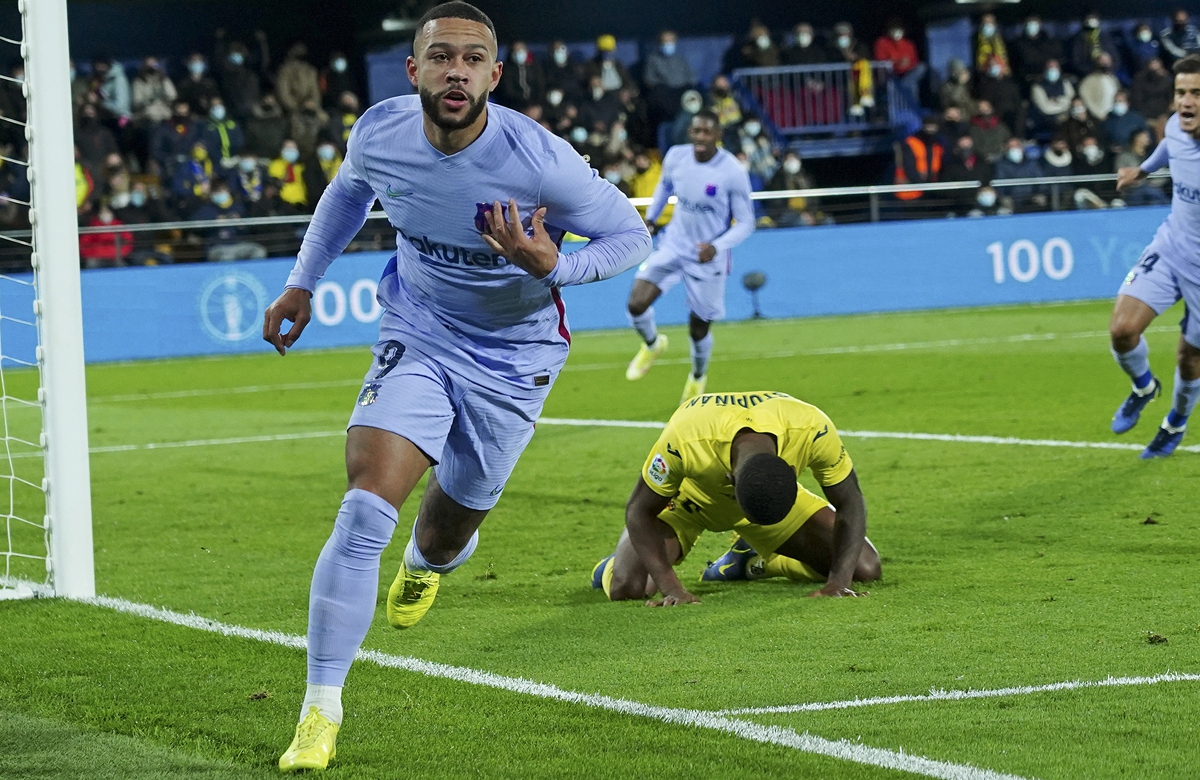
[419,85,489,131]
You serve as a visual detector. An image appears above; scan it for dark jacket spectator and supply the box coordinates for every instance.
[326,91,360,153]
[276,43,323,116]
[1068,15,1122,77]
[199,100,245,162]
[969,100,1012,161]
[171,141,216,211]
[739,24,781,67]
[75,104,119,167]
[1160,11,1200,64]
[214,41,262,121]
[978,66,1022,133]
[244,94,290,159]
[320,52,356,109]
[943,134,992,182]
[766,152,818,227]
[496,42,546,108]
[177,54,221,115]
[1132,59,1174,120]
[1071,136,1111,176]
[781,24,830,66]
[1055,99,1106,151]
[544,41,585,103]
[1126,24,1162,72]
[940,106,970,144]
[584,35,633,93]
[1102,92,1149,150]
[1011,17,1063,86]
[830,22,871,63]
[939,59,975,115]
[112,182,175,225]
[1030,61,1075,128]
[577,76,623,130]
[992,140,1045,205]
[150,100,201,175]
[1042,139,1073,176]
[643,31,694,89]
[230,155,267,205]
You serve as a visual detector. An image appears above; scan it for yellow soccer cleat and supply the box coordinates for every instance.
[279,706,339,773]
[625,335,669,380]
[386,559,440,629]
[681,373,707,403]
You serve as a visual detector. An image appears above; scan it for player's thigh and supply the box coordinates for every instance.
[1175,275,1200,358]
[433,378,547,512]
[1113,248,1180,339]
[634,249,685,298]
[682,260,728,323]
[346,341,454,508]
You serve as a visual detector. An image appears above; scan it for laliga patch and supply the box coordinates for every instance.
[1123,269,1138,285]
[648,453,670,485]
[358,382,382,406]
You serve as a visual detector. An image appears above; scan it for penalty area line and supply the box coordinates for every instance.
[82,594,1028,780]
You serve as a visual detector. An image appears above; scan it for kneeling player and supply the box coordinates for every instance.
[591,391,880,604]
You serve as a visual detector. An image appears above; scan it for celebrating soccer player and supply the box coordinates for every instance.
[624,110,755,403]
[1111,54,1200,458]
[591,392,880,605]
[262,3,652,770]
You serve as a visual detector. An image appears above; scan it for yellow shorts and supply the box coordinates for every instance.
[658,482,830,563]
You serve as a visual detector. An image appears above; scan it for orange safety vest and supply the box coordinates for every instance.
[895,136,942,200]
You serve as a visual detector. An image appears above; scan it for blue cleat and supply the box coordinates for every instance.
[1141,425,1186,459]
[591,554,614,589]
[701,537,758,581]
[1112,377,1161,434]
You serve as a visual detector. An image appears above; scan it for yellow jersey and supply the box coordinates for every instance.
[641,392,852,525]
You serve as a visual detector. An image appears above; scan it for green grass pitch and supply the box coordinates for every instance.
[2,299,1198,779]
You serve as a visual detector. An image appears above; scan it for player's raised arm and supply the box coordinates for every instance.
[535,141,653,287]
[1118,137,1168,193]
[262,116,378,355]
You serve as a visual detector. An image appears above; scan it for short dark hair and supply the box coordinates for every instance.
[417,2,497,46]
[734,453,798,526]
[693,108,720,126]
[1175,54,1200,76]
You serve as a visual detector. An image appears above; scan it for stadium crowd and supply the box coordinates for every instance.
[0,10,1189,267]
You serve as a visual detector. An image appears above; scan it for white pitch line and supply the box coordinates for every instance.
[5,430,347,459]
[838,429,1200,454]
[93,378,360,403]
[83,594,1026,780]
[718,672,1200,716]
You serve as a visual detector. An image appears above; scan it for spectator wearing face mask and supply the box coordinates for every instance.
[1131,58,1174,125]
[766,151,818,227]
[131,58,176,125]
[599,161,633,197]
[150,99,200,177]
[496,41,546,110]
[1160,9,1200,65]
[942,134,992,187]
[584,35,633,94]
[75,103,119,168]
[740,24,781,68]
[782,23,830,66]
[321,52,356,109]
[974,14,1010,77]
[669,89,704,147]
[1126,24,1162,73]
[874,18,926,101]
[939,59,976,116]
[969,99,1012,161]
[978,57,1022,134]
[1079,53,1120,120]
[1030,59,1075,131]
[244,93,290,160]
[737,116,778,181]
[707,75,743,135]
[276,42,324,118]
[992,139,1046,210]
[268,139,309,211]
[200,97,245,167]
[1011,16,1063,88]
[91,55,131,123]
[193,180,268,261]
[1054,98,1106,154]
[1043,137,1074,177]
[544,40,584,104]
[832,22,875,118]
[302,137,344,205]
[544,89,576,134]
[230,154,266,205]
[327,91,360,153]
[895,114,945,201]
[628,151,672,225]
[1102,90,1148,150]
[1069,14,1122,78]
[178,54,220,116]
[79,203,134,268]
[1069,134,1116,209]
[968,185,1005,217]
[214,34,263,122]
[172,140,216,212]
[112,181,172,226]
[1114,129,1170,206]
[643,30,695,129]
[577,75,623,132]
[940,106,970,145]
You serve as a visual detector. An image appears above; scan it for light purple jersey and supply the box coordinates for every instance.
[286,95,652,392]
[646,145,755,260]
[1141,113,1200,281]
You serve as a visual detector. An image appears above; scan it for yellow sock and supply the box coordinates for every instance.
[748,553,822,582]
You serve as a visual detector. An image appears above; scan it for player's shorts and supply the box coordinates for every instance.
[634,246,730,322]
[347,337,547,510]
[658,481,830,562]
[1119,242,1200,350]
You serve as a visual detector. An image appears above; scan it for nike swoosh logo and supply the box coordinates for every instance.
[718,562,738,575]
[385,185,412,198]
[814,425,829,442]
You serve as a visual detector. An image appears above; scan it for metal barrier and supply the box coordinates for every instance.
[730,61,920,158]
[0,171,1169,272]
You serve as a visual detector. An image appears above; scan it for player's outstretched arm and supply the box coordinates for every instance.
[624,478,698,607]
[812,470,868,598]
[1116,166,1149,193]
[262,287,312,356]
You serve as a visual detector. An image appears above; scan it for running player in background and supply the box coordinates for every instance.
[262,2,651,770]
[1111,54,1200,458]
[624,110,755,403]
[591,392,880,605]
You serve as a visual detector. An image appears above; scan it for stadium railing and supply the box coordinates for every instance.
[0,171,1169,272]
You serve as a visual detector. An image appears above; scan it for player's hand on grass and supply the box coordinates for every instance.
[697,243,717,263]
[808,583,868,598]
[646,590,700,607]
[481,198,559,279]
[1116,166,1147,193]
[262,287,312,356]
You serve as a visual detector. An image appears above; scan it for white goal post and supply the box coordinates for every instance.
[22,0,94,598]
